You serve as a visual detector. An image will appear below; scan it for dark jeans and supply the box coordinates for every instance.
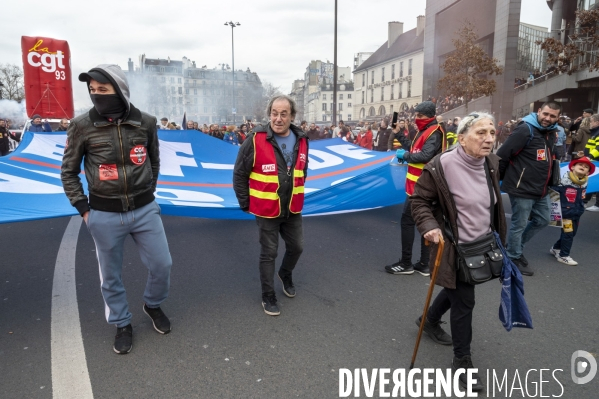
[506,195,550,260]
[256,214,304,294]
[427,280,476,358]
[400,197,430,265]
[552,218,580,257]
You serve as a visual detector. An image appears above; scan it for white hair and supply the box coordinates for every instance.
[456,112,495,135]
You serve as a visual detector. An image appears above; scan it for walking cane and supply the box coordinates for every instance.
[410,235,445,370]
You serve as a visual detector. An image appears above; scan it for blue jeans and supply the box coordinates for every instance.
[506,195,551,260]
[552,218,580,257]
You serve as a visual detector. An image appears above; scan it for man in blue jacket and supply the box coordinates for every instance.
[497,101,561,276]
[27,114,52,132]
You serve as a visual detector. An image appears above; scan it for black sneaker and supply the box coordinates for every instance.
[520,254,529,266]
[384,261,414,275]
[262,292,280,316]
[113,324,133,354]
[413,261,431,276]
[511,257,534,276]
[277,270,296,298]
[452,355,484,392]
[143,304,171,334]
[416,316,452,345]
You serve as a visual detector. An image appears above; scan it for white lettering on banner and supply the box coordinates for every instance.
[154,188,224,207]
[0,172,64,194]
[307,149,343,170]
[21,134,67,161]
[327,144,375,160]
[158,140,198,176]
[200,163,234,170]
[27,50,65,74]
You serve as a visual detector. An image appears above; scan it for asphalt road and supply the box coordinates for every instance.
[1,204,598,398]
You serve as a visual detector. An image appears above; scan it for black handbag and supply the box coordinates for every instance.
[443,161,503,285]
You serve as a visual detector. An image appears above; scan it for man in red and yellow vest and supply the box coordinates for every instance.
[383,101,445,276]
[233,95,309,316]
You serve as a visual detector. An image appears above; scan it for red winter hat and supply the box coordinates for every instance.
[569,157,596,175]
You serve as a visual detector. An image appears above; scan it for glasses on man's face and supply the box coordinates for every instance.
[270,112,289,120]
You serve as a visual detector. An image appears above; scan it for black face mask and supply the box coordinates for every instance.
[90,94,126,121]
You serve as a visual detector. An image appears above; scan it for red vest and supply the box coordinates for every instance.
[249,132,308,218]
[406,124,444,196]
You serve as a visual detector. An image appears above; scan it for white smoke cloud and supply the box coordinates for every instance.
[0,99,27,123]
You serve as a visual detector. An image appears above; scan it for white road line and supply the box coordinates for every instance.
[51,216,94,399]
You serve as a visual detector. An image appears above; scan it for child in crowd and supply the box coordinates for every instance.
[550,157,595,265]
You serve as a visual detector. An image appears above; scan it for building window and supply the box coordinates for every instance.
[362,73,365,87]
[178,78,182,84]
[371,71,374,84]
[323,94,327,100]
[381,88,384,101]
[348,102,352,107]
[400,62,403,77]
[362,91,365,104]
[194,98,198,104]
[322,115,326,121]
[399,83,403,99]
[193,80,197,86]
[161,76,166,82]
[322,103,327,111]
[204,107,208,113]
[408,59,413,75]
[391,64,395,80]
[347,114,352,120]
[185,88,189,94]
[407,81,412,97]
[381,67,385,82]
[390,105,393,114]
[178,97,182,104]
[171,86,175,94]
[194,89,197,95]
[178,87,183,94]
[330,103,333,111]
[340,94,343,100]
[391,85,394,100]
[170,77,175,83]
[339,103,343,111]
[370,89,373,102]
[348,94,352,99]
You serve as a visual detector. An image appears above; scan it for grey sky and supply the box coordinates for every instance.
[0,0,551,109]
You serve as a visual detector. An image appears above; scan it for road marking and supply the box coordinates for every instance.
[51,216,94,399]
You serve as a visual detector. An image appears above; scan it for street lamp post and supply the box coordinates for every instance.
[224,21,240,124]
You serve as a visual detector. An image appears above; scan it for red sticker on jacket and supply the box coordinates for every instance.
[130,145,146,165]
[565,187,577,203]
[99,164,118,180]
[537,149,546,161]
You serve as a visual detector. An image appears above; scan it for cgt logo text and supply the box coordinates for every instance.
[338,358,596,398]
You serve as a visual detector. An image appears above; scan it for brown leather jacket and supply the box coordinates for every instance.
[410,152,507,289]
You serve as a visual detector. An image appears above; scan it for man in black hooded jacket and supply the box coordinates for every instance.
[61,64,173,355]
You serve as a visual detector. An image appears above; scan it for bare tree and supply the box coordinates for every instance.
[246,80,282,122]
[0,64,25,102]
[437,22,503,113]
[537,9,599,75]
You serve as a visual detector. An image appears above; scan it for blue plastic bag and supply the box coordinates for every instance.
[494,232,534,331]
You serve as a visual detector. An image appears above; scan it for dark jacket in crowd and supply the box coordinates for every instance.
[376,127,393,151]
[306,128,321,141]
[0,126,10,155]
[497,113,557,199]
[411,153,507,289]
[233,123,309,219]
[570,126,592,157]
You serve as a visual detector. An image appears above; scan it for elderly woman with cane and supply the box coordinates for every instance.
[410,112,507,392]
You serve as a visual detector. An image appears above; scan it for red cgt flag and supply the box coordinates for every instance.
[21,36,74,119]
